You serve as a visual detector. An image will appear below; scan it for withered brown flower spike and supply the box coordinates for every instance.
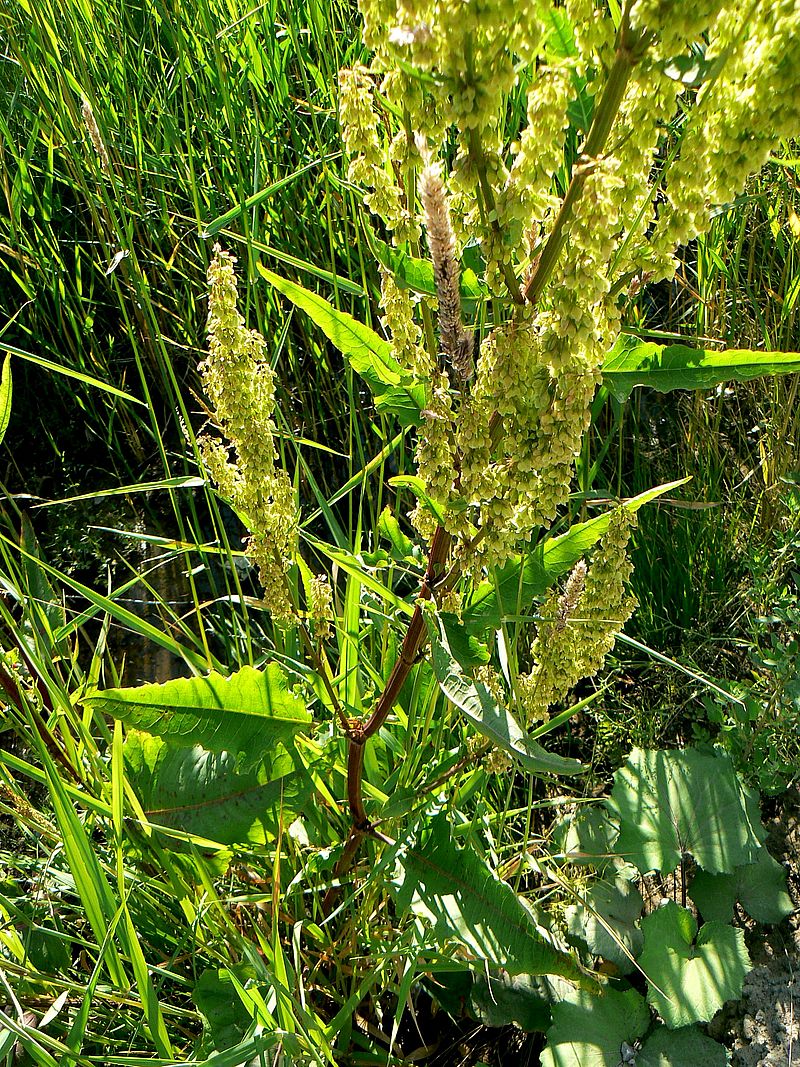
[417,138,474,381]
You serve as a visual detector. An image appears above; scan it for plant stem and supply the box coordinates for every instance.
[466,127,525,305]
[523,13,651,305]
[322,524,452,916]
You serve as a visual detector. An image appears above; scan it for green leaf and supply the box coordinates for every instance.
[638,1024,728,1066]
[438,612,491,668]
[388,474,448,525]
[371,236,486,301]
[200,155,336,238]
[377,506,418,562]
[392,814,585,983]
[566,872,643,974]
[464,481,685,634]
[689,844,793,925]
[424,968,554,1032]
[82,665,311,772]
[553,806,619,868]
[0,354,12,446]
[607,747,764,875]
[0,339,145,406]
[639,901,751,1027]
[124,731,309,848]
[193,967,254,1055]
[425,612,584,776]
[602,333,800,402]
[258,265,424,424]
[540,988,650,1067]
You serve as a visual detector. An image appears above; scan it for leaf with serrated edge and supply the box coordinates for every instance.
[607,747,763,875]
[540,988,649,1067]
[82,665,310,772]
[639,901,751,1027]
[392,814,585,983]
[425,612,583,776]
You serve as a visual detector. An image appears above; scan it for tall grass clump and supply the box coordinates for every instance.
[2,1,800,1065]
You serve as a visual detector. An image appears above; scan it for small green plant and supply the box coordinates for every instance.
[538,746,792,1065]
[3,1,800,1064]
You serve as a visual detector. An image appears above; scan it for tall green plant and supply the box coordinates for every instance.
[4,1,800,1063]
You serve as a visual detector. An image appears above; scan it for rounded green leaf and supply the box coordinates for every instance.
[638,1024,728,1066]
[607,747,764,875]
[541,988,650,1067]
[690,845,793,925]
[639,901,751,1027]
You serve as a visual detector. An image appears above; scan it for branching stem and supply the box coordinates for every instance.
[523,12,651,305]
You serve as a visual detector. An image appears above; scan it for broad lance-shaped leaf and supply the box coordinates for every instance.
[82,665,310,772]
[607,747,765,875]
[639,901,751,1027]
[464,480,685,634]
[540,988,650,1067]
[392,814,586,984]
[425,611,584,776]
[257,264,424,424]
[124,731,310,847]
[603,332,800,402]
[689,843,793,925]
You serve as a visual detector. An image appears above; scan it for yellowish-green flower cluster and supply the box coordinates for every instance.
[362,0,545,135]
[200,246,298,623]
[497,64,572,266]
[566,0,616,75]
[413,370,458,540]
[379,267,432,379]
[517,510,637,725]
[338,0,800,572]
[631,0,726,52]
[338,65,416,241]
[307,574,334,640]
[653,1,800,258]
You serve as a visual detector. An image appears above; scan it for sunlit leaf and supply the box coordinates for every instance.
[425,612,584,776]
[392,814,585,982]
[639,902,751,1027]
[464,481,685,634]
[258,265,423,424]
[602,333,800,402]
[607,747,765,875]
[541,988,649,1067]
[82,665,311,772]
